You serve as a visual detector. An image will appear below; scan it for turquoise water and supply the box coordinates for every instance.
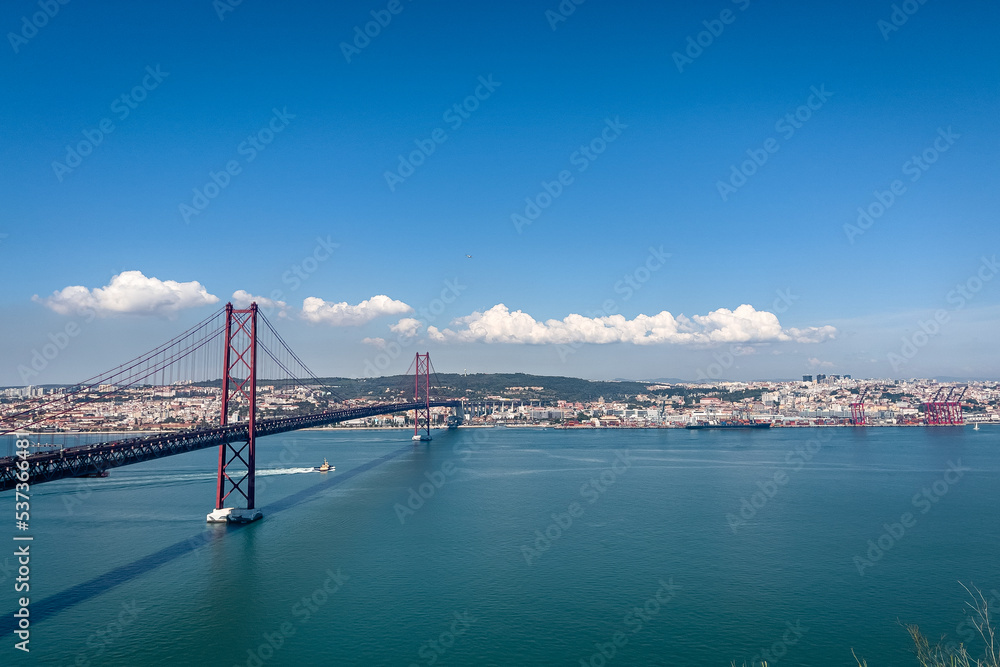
[3,426,998,666]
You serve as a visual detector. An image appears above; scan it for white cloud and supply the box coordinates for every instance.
[787,326,838,343]
[232,290,289,318]
[419,304,837,346]
[301,294,412,326]
[807,357,835,369]
[389,317,423,338]
[33,270,219,317]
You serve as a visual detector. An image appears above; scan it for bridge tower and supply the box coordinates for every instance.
[412,352,432,441]
[208,302,263,523]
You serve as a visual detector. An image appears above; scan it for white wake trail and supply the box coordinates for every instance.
[257,467,321,476]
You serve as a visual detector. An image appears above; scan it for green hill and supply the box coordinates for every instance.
[313,372,651,403]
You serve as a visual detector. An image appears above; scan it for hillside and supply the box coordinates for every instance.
[314,372,652,403]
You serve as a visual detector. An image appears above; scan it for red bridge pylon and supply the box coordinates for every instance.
[208,302,262,524]
[412,353,432,442]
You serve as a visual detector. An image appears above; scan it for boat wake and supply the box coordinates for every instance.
[257,467,317,476]
[33,467,327,495]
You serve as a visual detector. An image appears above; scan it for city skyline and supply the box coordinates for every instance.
[3,0,998,385]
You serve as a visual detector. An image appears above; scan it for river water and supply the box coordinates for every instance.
[2,425,998,666]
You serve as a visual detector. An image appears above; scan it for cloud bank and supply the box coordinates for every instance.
[301,295,412,326]
[34,270,219,317]
[407,304,835,346]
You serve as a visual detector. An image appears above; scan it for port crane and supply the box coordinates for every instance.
[850,387,868,426]
[924,386,966,425]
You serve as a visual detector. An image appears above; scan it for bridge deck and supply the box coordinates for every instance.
[0,400,460,492]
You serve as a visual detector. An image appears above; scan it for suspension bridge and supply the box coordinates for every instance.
[0,302,461,523]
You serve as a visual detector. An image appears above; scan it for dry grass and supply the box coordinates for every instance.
[853,583,998,667]
[734,584,996,667]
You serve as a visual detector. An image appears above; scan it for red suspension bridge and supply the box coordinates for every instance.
[0,302,461,522]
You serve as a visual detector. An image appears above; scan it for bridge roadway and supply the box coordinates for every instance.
[0,400,461,492]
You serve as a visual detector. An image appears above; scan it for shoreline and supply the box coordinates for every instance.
[7,422,994,439]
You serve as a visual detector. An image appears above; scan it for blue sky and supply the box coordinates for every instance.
[2,0,998,385]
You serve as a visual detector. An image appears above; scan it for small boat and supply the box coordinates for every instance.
[412,434,432,442]
[315,458,334,472]
[973,424,980,431]
[81,470,110,478]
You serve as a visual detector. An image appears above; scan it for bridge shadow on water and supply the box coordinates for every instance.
[0,443,415,635]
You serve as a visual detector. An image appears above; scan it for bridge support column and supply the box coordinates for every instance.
[210,302,263,523]
[412,353,433,441]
